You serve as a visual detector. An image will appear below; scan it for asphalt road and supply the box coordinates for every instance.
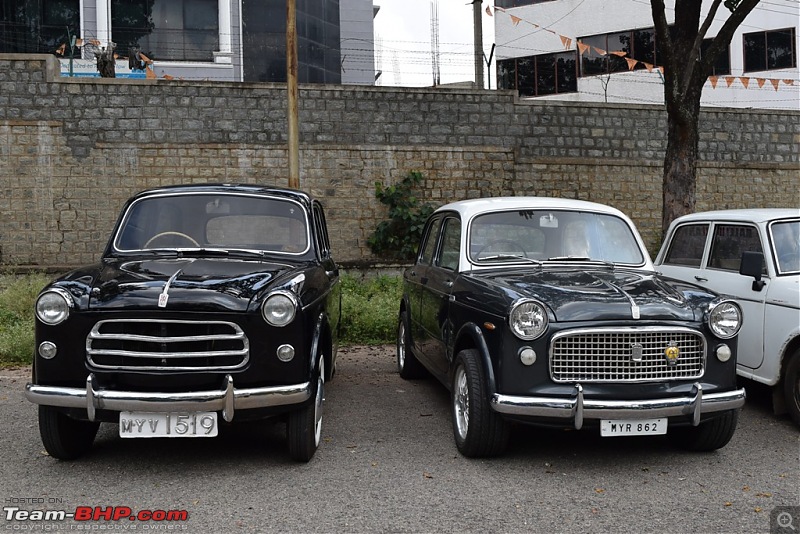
[1,345,797,533]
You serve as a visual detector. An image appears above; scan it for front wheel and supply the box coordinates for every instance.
[287,359,324,462]
[675,409,739,451]
[783,349,800,427]
[451,349,509,457]
[38,405,100,460]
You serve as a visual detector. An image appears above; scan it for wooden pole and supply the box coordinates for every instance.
[287,0,300,189]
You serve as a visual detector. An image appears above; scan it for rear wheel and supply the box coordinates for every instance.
[287,359,324,462]
[397,311,424,379]
[784,349,800,427]
[676,409,739,451]
[38,405,99,460]
[451,349,509,457]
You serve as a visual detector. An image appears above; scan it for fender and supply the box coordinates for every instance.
[454,322,497,396]
[308,312,326,379]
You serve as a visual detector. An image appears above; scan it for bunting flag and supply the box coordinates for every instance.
[610,51,627,57]
[510,15,522,26]
[486,5,492,16]
[625,58,638,70]
[494,6,506,13]
[560,35,572,49]
[55,43,66,55]
[163,74,174,80]
[740,77,750,88]
[644,62,655,72]
[725,77,735,87]
[75,38,83,46]
[593,46,607,56]
[709,76,718,89]
[784,79,795,86]
[756,78,766,88]
[659,66,665,74]
[770,79,780,91]
[145,66,156,79]
[577,41,590,56]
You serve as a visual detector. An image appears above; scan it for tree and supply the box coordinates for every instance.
[651,0,760,234]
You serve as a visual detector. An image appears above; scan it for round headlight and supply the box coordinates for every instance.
[35,289,73,325]
[708,300,742,339]
[509,299,548,341]
[261,291,298,327]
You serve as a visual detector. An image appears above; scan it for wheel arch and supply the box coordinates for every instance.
[310,312,334,382]
[452,322,496,396]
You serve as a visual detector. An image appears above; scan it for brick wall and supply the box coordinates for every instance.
[1,54,798,269]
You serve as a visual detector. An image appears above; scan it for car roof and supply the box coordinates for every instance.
[435,197,631,221]
[669,208,800,225]
[131,183,313,204]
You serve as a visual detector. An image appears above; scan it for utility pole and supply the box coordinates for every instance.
[286,0,300,189]
[472,0,483,89]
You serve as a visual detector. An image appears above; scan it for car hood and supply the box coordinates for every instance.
[472,268,711,322]
[86,258,300,312]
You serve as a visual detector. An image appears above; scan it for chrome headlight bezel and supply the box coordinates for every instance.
[261,290,299,327]
[508,299,549,341]
[707,299,743,340]
[35,288,74,326]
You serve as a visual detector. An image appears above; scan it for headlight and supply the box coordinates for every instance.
[509,299,548,341]
[707,300,742,339]
[261,291,298,327]
[35,289,73,325]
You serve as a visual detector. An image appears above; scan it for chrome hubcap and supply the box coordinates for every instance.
[454,366,469,440]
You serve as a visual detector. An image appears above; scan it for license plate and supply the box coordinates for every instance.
[600,418,667,437]
[119,411,218,438]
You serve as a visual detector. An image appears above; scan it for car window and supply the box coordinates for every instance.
[771,220,800,274]
[436,218,461,271]
[663,224,708,267]
[418,217,443,266]
[312,203,330,256]
[708,224,764,273]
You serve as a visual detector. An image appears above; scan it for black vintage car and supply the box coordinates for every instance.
[26,184,340,462]
[397,197,746,457]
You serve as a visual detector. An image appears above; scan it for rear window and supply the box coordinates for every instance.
[663,224,708,267]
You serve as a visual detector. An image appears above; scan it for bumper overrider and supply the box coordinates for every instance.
[25,374,312,422]
[491,383,746,429]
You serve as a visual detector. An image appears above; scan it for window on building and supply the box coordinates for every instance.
[497,51,577,97]
[743,28,796,73]
[111,0,218,62]
[580,28,657,76]
[700,38,731,76]
[0,0,80,54]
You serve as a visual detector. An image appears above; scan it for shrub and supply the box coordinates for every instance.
[0,273,51,366]
[339,274,402,345]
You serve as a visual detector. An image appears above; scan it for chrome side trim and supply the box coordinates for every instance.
[25,374,311,423]
[490,383,745,429]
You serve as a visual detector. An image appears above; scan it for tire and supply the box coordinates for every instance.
[397,311,424,379]
[287,358,324,462]
[784,349,800,427]
[451,349,509,457]
[676,409,739,452]
[38,405,99,460]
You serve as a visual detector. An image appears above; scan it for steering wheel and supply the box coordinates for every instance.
[144,231,200,248]
[476,239,528,258]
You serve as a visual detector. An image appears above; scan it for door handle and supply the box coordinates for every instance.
[445,280,453,288]
[694,276,708,282]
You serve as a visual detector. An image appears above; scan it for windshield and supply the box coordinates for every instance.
[771,220,800,274]
[113,193,310,255]
[469,209,644,265]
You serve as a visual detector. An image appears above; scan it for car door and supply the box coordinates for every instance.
[407,215,443,356]
[418,215,461,380]
[659,221,767,370]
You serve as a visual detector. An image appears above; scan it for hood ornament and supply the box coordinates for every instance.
[158,264,191,308]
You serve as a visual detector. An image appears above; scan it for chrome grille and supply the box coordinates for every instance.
[87,319,249,371]
[549,327,705,383]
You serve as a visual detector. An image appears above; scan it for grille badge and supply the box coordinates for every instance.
[630,343,644,362]
[665,343,680,366]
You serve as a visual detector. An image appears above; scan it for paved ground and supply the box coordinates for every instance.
[1,345,798,533]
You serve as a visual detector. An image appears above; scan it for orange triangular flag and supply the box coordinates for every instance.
[163,74,174,80]
[510,15,522,26]
[610,51,626,57]
[560,35,572,49]
[485,5,492,16]
[740,77,750,89]
[55,43,65,55]
[644,62,654,72]
[626,58,638,70]
[577,42,590,56]
[783,79,794,86]
[756,78,766,88]
[709,76,718,89]
[725,76,735,87]
[770,79,780,91]
[75,38,83,46]
[145,65,156,79]
[139,52,153,64]
[593,46,607,56]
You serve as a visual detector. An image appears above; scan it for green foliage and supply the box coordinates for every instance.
[0,273,50,366]
[368,171,435,261]
[339,274,402,345]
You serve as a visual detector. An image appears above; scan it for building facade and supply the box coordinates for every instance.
[0,0,378,83]
[494,0,799,109]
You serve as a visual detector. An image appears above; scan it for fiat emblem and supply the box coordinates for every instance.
[665,344,680,366]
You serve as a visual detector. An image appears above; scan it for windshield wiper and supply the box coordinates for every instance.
[546,256,615,268]
[479,254,541,265]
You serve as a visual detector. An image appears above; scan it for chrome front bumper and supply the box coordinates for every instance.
[25,374,312,423]
[491,383,746,429]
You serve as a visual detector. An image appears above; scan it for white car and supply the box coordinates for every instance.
[654,209,800,426]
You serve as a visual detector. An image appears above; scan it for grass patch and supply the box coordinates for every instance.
[340,273,402,345]
[0,273,51,366]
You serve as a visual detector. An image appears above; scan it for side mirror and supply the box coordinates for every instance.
[739,251,766,291]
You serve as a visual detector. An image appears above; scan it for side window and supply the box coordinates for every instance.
[436,218,461,271]
[663,224,709,267]
[419,217,443,266]
[709,224,764,272]
[312,203,330,256]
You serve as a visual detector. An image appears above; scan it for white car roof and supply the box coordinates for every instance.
[436,197,631,221]
[669,208,800,226]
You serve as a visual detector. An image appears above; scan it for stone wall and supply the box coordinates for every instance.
[1,54,798,269]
